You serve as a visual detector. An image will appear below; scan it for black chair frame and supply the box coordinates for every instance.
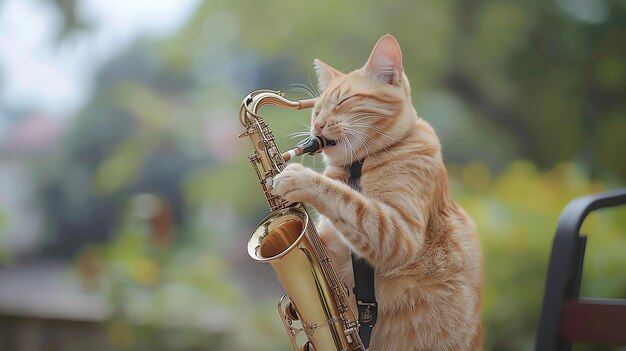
[536,188,626,350]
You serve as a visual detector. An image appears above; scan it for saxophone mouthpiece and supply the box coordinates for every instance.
[282,136,336,162]
[298,98,316,110]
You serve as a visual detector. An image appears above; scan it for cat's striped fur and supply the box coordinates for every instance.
[272,35,482,351]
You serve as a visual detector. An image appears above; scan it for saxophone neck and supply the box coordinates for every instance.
[239,90,316,211]
[240,90,316,127]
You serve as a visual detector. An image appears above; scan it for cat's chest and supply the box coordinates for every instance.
[317,214,413,313]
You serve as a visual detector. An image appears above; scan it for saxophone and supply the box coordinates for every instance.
[239,90,365,351]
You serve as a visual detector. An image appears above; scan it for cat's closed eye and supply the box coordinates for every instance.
[336,95,355,107]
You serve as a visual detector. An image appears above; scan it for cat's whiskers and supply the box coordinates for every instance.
[289,83,319,98]
[344,114,380,124]
[286,130,313,139]
[348,122,408,144]
[342,128,379,161]
[346,137,359,164]
[344,118,377,126]
[340,134,349,166]
[349,128,393,156]
[341,134,359,165]
[342,129,368,157]
[343,107,384,120]
[290,87,316,99]
[306,67,321,98]
[344,109,389,119]
[342,124,392,157]
[347,122,390,136]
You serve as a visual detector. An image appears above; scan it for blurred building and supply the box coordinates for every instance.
[0,114,66,258]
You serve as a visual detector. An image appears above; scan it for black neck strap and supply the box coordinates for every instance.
[348,160,364,189]
[348,159,377,350]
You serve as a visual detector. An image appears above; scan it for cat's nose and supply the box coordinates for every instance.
[314,121,326,132]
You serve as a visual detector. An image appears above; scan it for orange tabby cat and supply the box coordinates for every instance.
[272,34,483,351]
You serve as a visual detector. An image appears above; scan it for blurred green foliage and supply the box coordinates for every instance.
[450,161,625,350]
[26,0,626,350]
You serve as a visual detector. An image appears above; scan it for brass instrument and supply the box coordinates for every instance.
[239,90,365,351]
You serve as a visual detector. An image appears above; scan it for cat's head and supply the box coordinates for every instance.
[311,34,415,167]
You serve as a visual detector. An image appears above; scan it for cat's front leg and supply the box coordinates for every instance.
[271,163,322,204]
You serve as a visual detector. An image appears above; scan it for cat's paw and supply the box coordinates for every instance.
[271,163,319,203]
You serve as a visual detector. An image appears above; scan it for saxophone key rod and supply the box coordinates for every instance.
[282,136,336,162]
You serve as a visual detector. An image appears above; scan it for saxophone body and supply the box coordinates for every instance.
[239,90,364,351]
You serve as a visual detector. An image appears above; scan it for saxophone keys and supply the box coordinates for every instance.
[238,129,253,138]
[285,300,299,321]
[300,341,314,351]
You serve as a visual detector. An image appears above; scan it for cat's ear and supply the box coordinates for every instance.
[314,59,342,92]
[363,34,404,85]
